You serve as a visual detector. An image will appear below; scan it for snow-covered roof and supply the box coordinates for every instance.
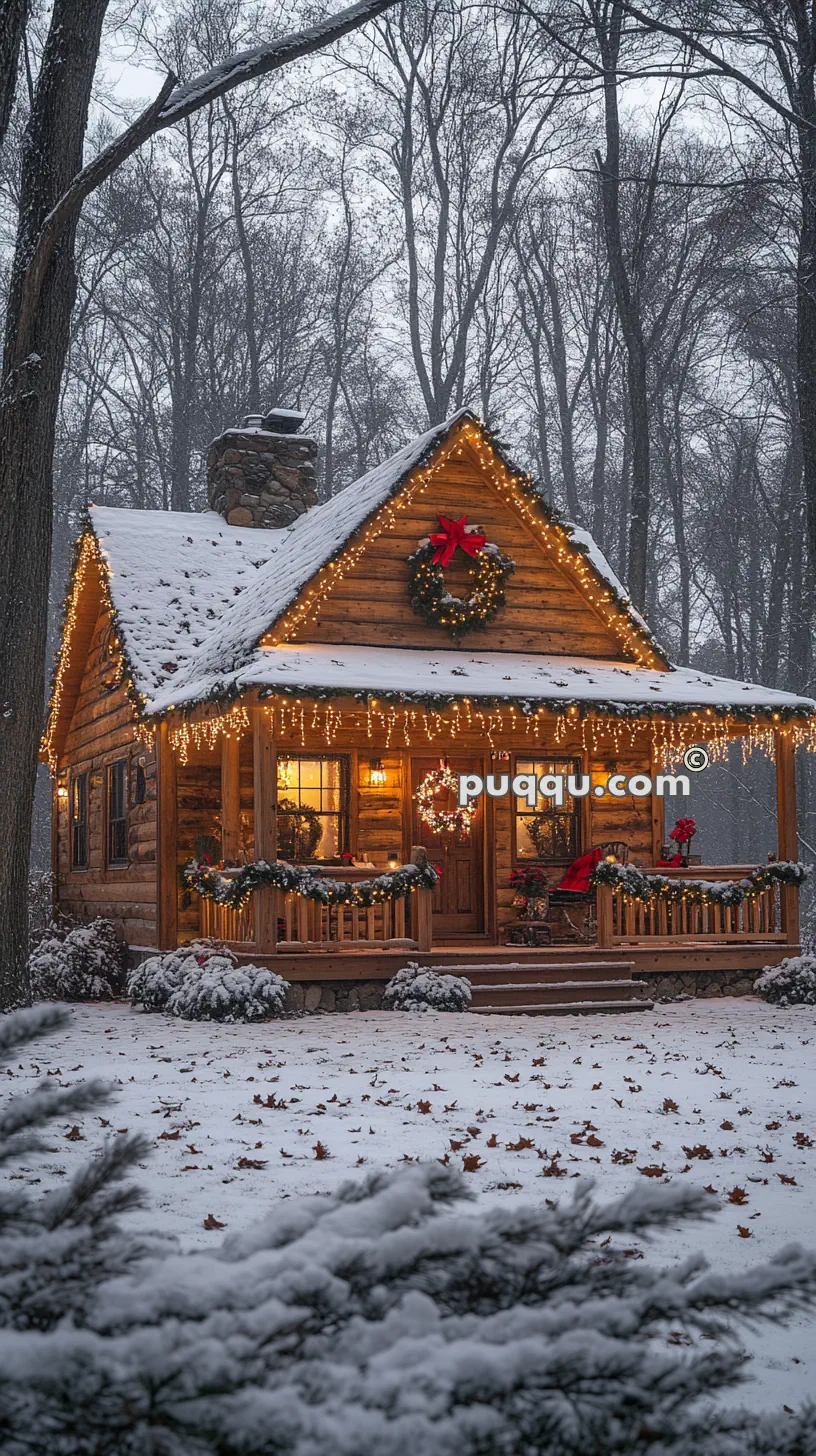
[148,642,816,719]
[88,408,673,718]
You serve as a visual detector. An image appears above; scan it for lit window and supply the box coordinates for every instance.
[277,756,347,861]
[514,756,581,862]
[107,760,128,866]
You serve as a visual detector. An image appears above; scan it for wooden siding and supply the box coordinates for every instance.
[288,447,633,658]
[56,604,156,945]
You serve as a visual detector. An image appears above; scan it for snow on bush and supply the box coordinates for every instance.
[384,961,471,1012]
[128,941,289,1021]
[28,917,125,1001]
[755,953,816,1006]
[2,1004,816,1455]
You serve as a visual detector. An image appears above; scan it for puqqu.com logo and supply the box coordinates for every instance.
[457,749,709,808]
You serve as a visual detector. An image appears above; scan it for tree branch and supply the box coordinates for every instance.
[9,0,398,370]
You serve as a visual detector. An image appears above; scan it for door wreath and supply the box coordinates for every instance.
[407,514,515,638]
[415,760,477,838]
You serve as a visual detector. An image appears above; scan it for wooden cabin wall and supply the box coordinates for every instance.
[588,748,654,862]
[56,604,157,946]
[286,449,634,660]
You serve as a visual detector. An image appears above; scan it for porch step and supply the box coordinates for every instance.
[446,959,636,987]
[441,958,651,1017]
[469,978,642,1006]
[471,998,653,1017]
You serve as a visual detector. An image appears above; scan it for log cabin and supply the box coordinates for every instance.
[42,408,816,1012]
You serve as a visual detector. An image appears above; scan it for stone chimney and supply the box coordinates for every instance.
[207,408,319,528]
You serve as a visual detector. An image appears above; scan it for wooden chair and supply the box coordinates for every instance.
[548,843,630,942]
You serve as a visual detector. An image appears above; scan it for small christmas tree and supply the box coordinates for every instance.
[1,1004,815,1454]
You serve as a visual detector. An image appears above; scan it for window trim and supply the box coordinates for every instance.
[106,758,129,868]
[276,751,350,862]
[70,770,89,871]
[510,753,583,867]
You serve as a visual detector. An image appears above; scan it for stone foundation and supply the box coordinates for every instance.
[285,980,388,1014]
[634,968,758,999]
[207,427,319,528]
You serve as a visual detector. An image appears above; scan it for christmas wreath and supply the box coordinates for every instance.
[276,797,323,861]
[415,761,477,838]
[407,514,515,638]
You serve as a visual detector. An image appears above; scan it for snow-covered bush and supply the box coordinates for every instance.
[28,917,125,1001]
[126,939,226,1012]
[2,1003,816,1455]
[755,953,816,1006]
[128,942,289,1020]
[384,961,471,1012]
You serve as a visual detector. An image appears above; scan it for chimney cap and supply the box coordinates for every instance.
[261,407,305,434]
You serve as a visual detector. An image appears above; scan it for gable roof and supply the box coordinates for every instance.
[87,410,665,708]
[44,409,816,759]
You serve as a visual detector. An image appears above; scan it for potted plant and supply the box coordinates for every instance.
[508,866,550,919]
[669,817,697,867]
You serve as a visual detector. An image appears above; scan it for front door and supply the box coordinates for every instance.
[410,756,486,939]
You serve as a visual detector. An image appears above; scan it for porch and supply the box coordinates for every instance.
[156,700,803,979]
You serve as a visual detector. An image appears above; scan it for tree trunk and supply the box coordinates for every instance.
[0,0,29,145]
[594,0,650,610]
[0,0,110,1006]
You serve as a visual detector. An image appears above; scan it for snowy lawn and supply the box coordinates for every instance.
[5,996,815,1410]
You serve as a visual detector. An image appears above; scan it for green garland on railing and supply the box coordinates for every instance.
[183,858,439,913]
[590,859,810,906]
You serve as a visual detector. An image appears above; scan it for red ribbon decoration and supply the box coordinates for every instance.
[429,515,487,567]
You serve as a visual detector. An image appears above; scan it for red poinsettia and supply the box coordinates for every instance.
[429,515,487,567]
[669,817,697,844]
[508,866,549,896]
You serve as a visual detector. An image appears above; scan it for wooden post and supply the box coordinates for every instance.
[156,724,178,951]
[775,729,800,945]
[415,888,433,952]
[252,707,277,953]
[596,882,614,948]
[649,745,664,866]
[221,732,241,865]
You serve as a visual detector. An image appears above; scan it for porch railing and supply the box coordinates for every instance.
[596,865,796,948]
[199,866,434,953]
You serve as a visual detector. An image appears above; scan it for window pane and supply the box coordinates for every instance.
[108,761,127,864]
[71,773,88,869]
[514,756,580,862]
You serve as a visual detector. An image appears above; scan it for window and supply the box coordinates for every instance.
[107,760,128,865]
[513,756,581,863]
[277,755,347,861]
[71,772,88,869]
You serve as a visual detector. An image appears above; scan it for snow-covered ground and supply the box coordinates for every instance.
[5,997,815,1410]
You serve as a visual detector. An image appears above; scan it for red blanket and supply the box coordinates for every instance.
[557,846,603,894]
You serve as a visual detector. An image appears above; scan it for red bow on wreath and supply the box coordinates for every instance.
[429,515,487,567]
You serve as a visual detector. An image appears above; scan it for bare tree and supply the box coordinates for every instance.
[0,0,398,1007]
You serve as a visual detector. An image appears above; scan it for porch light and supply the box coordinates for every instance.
[387,849,400,869]
[57,782,68,802]
[369,759,387,786]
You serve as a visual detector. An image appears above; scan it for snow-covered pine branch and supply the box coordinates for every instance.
[2,1006,816,1453]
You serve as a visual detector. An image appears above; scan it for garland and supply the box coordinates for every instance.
[183,858,439,913]
[415,762,477,837]
[590,859,810,906]
[407,535,515,638]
